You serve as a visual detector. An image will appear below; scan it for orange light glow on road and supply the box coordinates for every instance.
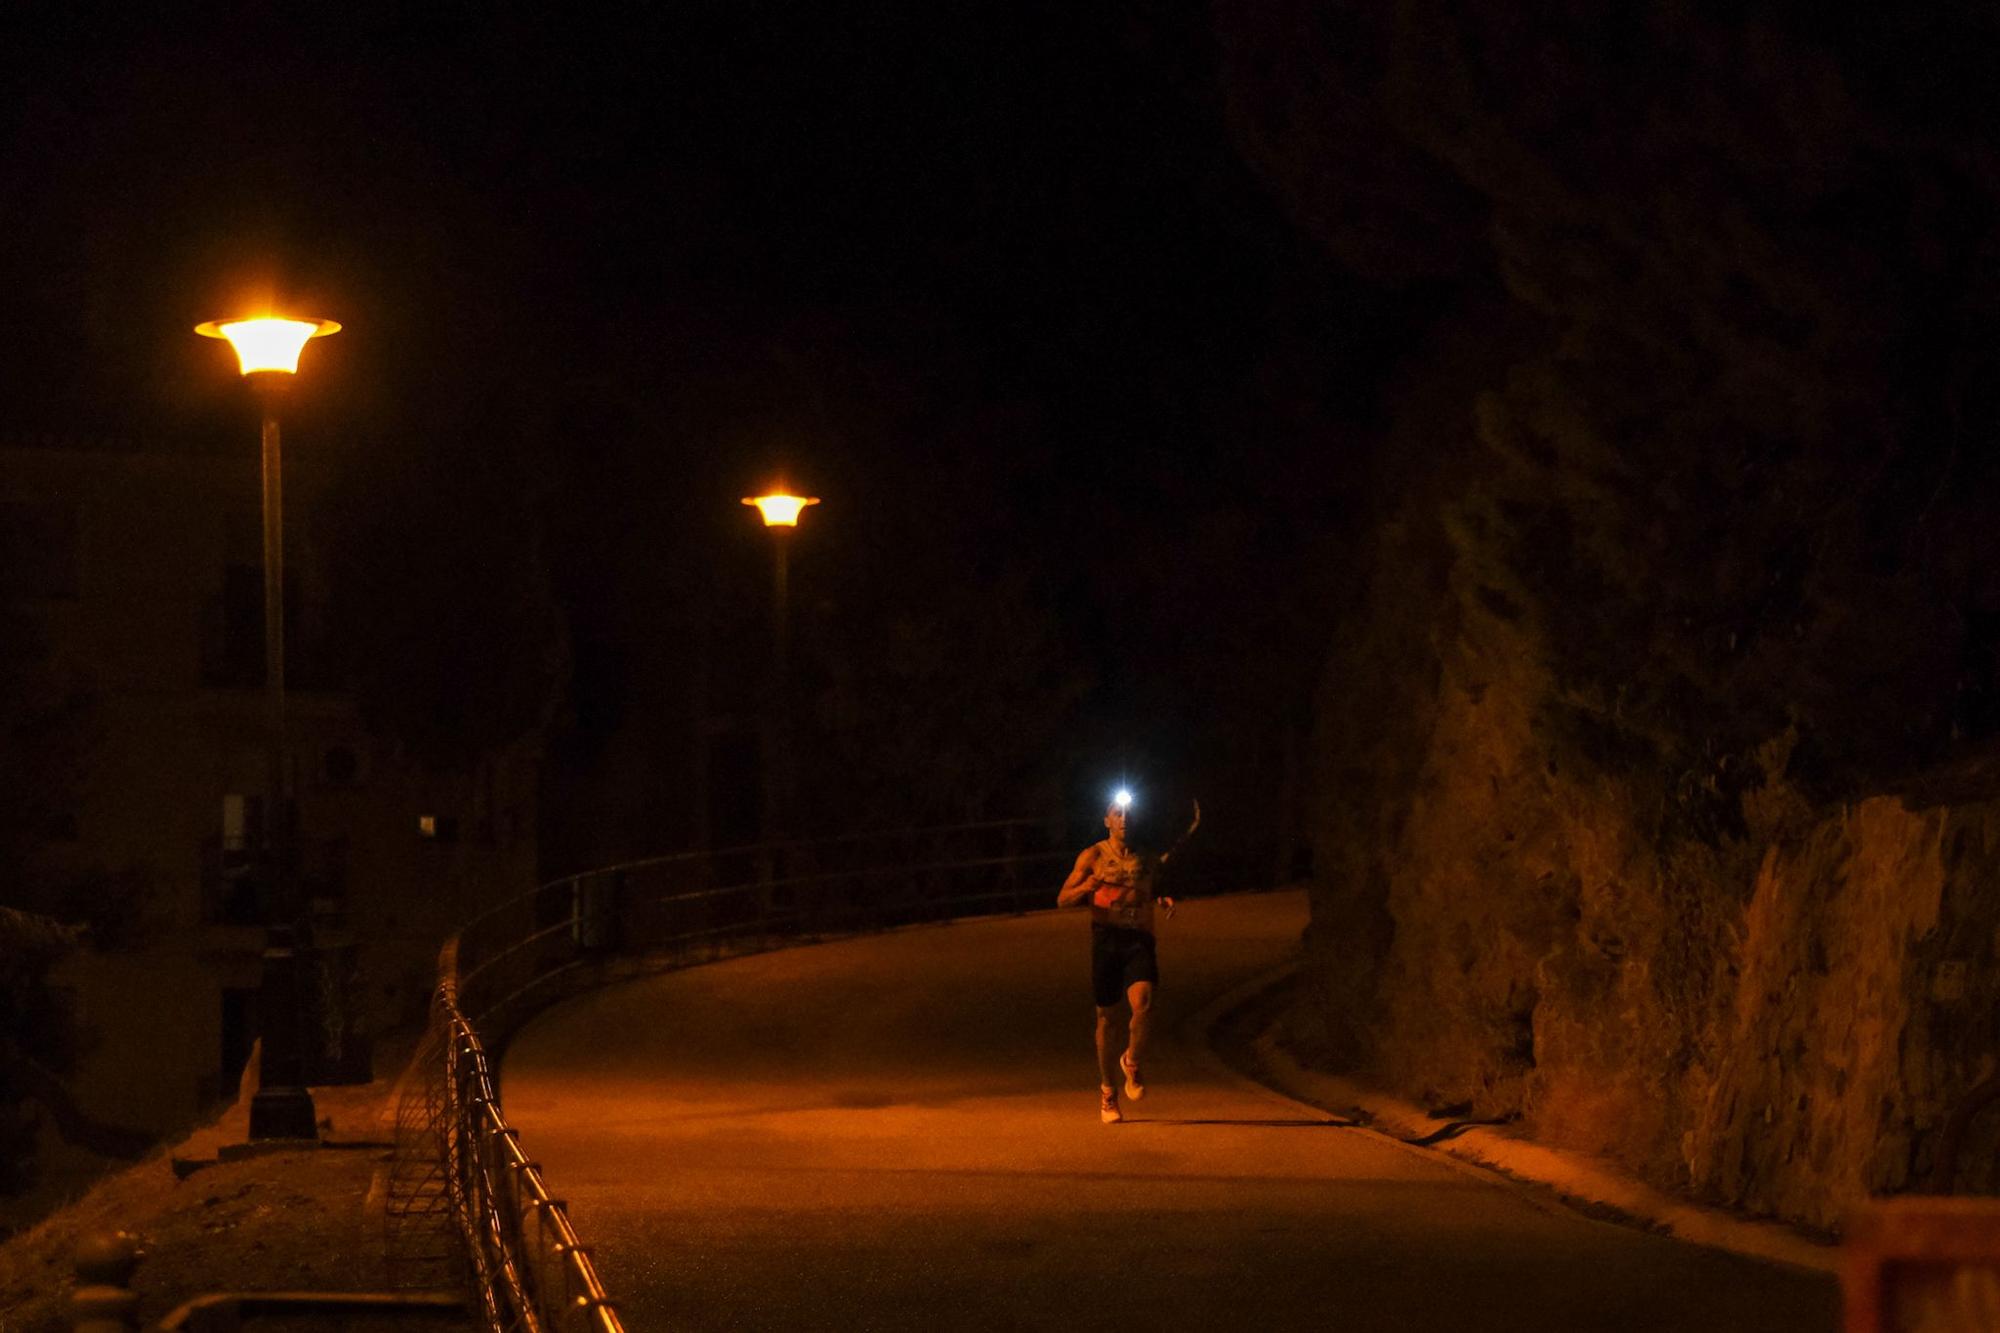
[195,316,341,375]
[742,492,820,527]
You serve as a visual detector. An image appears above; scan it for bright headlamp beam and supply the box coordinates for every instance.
[1114,789,1133,811]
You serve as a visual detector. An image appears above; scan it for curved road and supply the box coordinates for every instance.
[505,891,1836,1330]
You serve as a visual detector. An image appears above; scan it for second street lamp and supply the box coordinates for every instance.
[742,490,819,845]
[196,313,340,1143]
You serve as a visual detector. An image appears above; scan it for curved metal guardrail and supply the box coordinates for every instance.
[389,817,1070,1331]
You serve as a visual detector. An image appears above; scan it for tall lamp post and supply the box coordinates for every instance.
[196,313,340,1142]
[741,490,818,844]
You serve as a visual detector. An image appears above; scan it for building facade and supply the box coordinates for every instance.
[1,433,539,1142]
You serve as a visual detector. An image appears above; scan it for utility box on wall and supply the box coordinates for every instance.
[1843,1197,2000,1331]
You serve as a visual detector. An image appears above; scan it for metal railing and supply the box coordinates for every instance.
[390,817,1070,1332]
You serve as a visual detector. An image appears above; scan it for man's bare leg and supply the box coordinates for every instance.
[1121,981,1154,1099]
[1095,1005,1125,1122]
[1095,1005,1123,1087]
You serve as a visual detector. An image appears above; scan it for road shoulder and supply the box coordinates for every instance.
[1199,964,1840,1277]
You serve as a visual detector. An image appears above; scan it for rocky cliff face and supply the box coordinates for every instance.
[1295,498,2000,1232]
[1204,1,2000,1234]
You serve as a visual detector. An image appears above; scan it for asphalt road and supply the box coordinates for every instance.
[503,890,1838,1331]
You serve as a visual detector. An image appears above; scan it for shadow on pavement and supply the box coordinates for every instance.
[1122,1117,1361,1128]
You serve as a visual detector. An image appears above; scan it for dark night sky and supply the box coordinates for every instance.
[2,7,1388,862]
[8,6,2000,865]
[2,7,1334,430]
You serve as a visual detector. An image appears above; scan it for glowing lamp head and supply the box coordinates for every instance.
[1113,789,1133,812]
[195,316,341,376]
[742,492,820,527]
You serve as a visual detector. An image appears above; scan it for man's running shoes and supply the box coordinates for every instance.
[1120,1052,1145,1102]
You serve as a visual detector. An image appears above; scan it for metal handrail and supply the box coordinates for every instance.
[535,816,1052,889]
[431,939,623,1333]
[393,816,1070,1331]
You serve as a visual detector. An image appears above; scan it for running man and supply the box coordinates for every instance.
[1056,794,1200,1123]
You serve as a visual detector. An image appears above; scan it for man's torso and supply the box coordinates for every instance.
[1087,840,1154,932]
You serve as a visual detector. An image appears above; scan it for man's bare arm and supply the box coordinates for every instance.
[1056,846,1099,907]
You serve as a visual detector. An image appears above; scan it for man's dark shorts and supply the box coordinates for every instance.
[1091,924,1159,1008]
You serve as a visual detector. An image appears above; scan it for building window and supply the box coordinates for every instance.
[0,500,80,599]
[221,793,256,856]
[0,610,51,666]
[302,834,349,924]
[321,745,359,787]
[202,563,265,688]
[418,814,459,843]
[200,794,262,925]
[201,561,334,691]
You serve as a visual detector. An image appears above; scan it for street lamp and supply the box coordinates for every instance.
[741,490,818,843]
[741,493,818,528]
[197,313,340,1143]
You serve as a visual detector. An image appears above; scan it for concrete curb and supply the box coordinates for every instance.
[1194,962,1841,1277]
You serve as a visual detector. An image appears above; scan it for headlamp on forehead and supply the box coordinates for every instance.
[1112,789,1133,812]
